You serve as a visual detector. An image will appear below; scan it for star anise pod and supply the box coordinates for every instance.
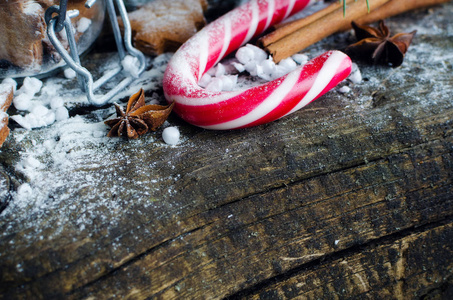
[346,20,416,67]
[104,88,174,139]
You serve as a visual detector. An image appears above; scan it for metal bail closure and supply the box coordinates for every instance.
[45,0,146,106]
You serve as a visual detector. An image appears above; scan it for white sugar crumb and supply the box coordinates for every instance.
[11,111,53,130]
[292,53,309,65]
[16,184,33,204]
[55,107,69,121]
[205,77,223,92]
[198,73,212,88]
[220,75,238,91]
[13,93,33,111]
[278,57,297,71]
[64,68,77,79]
[2,78,17,94]
[31,104,50,117]
[338,86,351,94]
[77,17,92,33]
[215,63,226,77]
[348,63,362,84]
[162,127,180,145]
[10,76,70,129]
[199,43,309,91]
[122,55,141,78]
[233,62,245,73]
[50,97,64,110]
[17,77,43,97]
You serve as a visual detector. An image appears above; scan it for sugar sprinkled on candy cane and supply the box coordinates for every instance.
[163,0,352,130]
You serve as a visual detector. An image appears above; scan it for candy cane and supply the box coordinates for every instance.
[163,0,352,130]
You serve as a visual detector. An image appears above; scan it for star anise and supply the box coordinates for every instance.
[104,88,174,139]
[346,20,416,67]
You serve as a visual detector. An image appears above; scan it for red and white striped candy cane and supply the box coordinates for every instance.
[163,0,352,130]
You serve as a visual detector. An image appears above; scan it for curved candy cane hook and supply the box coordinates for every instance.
[163,0,352,130]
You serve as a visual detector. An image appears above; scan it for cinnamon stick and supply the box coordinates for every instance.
[262,0,450,63]
[340,0,451,31]
[265,0,391,62]
[259,0,357,48]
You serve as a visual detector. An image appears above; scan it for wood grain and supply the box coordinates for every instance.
[0,2,452,299]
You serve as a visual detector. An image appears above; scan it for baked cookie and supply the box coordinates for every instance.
[122,0,208,55]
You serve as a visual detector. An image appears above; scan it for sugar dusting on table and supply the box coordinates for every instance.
[0,53,179,242]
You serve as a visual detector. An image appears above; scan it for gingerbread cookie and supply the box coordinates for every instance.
[122,0,208,56]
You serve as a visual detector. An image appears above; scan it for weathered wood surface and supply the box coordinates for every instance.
[1,2,452,299]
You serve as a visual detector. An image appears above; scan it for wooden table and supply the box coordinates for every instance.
[1,2,452,299]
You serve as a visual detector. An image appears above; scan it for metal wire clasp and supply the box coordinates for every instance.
[45,0,146,106]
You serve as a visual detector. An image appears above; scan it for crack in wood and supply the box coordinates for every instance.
[223,216,453,299]
[64,220,217,297]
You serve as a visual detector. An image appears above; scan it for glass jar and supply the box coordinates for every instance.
[0,0,105,79]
